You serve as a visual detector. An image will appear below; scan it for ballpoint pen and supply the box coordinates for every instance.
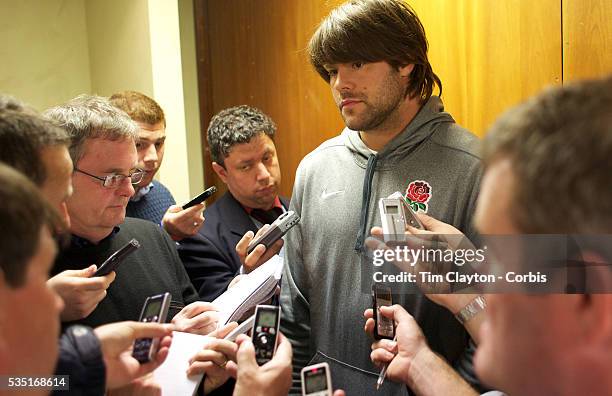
[376,334,398,390]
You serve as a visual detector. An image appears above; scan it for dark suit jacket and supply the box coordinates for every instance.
[178,191,290,302]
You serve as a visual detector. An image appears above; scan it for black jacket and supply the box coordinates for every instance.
[178,191,289,301]
[54,325,105,396]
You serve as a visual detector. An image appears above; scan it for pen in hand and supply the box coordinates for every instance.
[376,334,398,390]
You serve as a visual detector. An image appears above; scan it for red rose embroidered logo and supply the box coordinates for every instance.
[405,180,432,213]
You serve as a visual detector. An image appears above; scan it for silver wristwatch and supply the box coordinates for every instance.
[455,296,486,325]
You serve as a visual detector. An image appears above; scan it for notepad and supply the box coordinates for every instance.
[153,331,212,396]
[212,254,284,326]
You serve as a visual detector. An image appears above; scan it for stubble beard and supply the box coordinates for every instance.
[340,73,405,133]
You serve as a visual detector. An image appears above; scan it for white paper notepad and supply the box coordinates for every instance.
[153,331,212,396]
[212,254,284,326]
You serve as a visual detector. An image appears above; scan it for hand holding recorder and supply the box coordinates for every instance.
[365,304,427,387]
[93,320,173,389]
[132,293,171,364]
[236,225,283,274]
[51,238,139,321]
[246,211,299,255]
[231,332,293,396]
[162,186,217,240]
[48,265,116,321]
[365,305,479,396]
[379,192,424,242]
[372,284,395,340]
[95,238,140,277]
[235,211,299,274]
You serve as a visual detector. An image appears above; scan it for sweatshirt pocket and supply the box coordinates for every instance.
[307,350,410,396]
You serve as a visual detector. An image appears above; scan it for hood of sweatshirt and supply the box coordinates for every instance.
[345,96,456,251]
[343,96,455,166]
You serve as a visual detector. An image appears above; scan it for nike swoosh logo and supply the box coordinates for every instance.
[321,189,345,199]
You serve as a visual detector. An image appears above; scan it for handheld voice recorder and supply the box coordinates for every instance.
[252,304,281,365]
[372,284,395,340]
[132,292,171,363]
[94,238,140,277]
[182,186,217,209]
[247,210,300,255]
[301,362,332,396]
[379,191,424,242]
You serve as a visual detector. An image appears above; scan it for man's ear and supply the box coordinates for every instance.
[398,64,415,78]
[212,162,228,184]
[577,252,612,344]
[0,270,8,334]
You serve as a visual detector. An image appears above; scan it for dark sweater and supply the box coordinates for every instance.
[126,180,176,225]
[54,217,200,329]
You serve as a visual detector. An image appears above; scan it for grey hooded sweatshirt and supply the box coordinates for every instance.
[280,96,483,395]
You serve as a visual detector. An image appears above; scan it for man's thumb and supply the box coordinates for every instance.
[75,264,97,277]
[416,212,438,230]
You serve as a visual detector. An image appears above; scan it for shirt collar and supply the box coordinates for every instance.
[131,182,155,202]
[242,196,283,214]
[71,226,121,248]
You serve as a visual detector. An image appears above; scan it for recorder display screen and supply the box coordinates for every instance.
[257,310,278,327]
[384,205,399,214]
[377,294,392,307]
[304,367,328,393]
[144,300,161,317]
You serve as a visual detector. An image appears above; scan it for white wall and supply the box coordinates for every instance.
[84,0,201,203]
[0,0,204,202]
[146,0,191,203]
[85,0,154,96]
[178,0,204,197]
[0,0,91,110]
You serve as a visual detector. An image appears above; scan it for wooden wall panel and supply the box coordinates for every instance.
[196,0,579,201]
[563,0,612,81]
[410,0,562,136]
[200,0,345,199]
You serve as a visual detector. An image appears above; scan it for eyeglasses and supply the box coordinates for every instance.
[74,168,145,188]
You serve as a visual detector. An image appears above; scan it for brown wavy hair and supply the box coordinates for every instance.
[308,0,441,103]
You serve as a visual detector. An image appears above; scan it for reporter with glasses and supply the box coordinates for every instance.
[45,95,219,335]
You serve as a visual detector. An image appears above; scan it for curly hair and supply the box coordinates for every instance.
[207,105,276,166]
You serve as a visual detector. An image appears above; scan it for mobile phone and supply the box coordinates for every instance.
[252,305,281,365]
[372,284,394,340]
[247,210,300,255]
[94,238,140,277]
[182,186,217,209]
[379,192,424,242]
[132,292,171,363]
[224,314,255,342]
[301,363,332,396]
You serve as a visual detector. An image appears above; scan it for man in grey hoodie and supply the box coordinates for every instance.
[280,0,482,394]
